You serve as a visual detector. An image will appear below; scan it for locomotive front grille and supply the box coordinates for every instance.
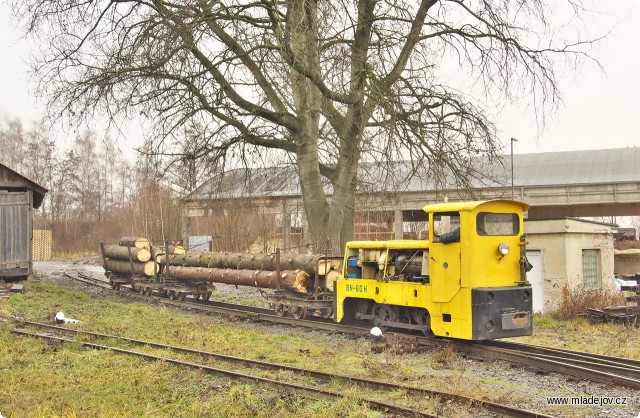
[471,287,533,340]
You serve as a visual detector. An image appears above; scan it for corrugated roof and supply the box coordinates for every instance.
[512,147,640,186]
[187,147,640,200]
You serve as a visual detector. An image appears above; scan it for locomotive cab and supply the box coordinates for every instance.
[334,200,533,340]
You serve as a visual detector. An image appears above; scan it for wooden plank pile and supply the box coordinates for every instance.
[582,273,640,326]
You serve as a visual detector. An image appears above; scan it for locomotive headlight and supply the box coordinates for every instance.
[498,242,510,256]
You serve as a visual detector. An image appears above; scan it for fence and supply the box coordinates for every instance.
[33,230,52,261]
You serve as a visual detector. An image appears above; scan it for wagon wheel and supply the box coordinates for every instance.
[372,304,399,330]
[193,292,201,300]
[138,286,145,294]
[167,290,176,300]
[318,308,333,319]
[291,306,308,320]
[274,303,287,317]
[177,293,186,302]
[412,308,432,336]
[203,291,212,300]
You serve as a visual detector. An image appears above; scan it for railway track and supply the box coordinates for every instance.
[62,269,640,390]
[8,318,552,418]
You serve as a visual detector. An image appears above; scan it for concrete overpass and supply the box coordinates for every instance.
[387,147,640,222]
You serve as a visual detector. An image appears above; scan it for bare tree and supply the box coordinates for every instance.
[15,0,597,252]
[0,116,26,172]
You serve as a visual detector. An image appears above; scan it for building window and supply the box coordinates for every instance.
[582,249,600,289]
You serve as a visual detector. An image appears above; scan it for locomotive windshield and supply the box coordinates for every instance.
[476,212,519,236]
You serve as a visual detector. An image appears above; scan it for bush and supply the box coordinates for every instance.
[551,284,625,320]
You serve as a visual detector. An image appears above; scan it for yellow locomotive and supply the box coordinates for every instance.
[334,200,533,340]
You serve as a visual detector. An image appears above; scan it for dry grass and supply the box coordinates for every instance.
[52,250,99,260]
[431,343,458,366]
[550,284,626,321]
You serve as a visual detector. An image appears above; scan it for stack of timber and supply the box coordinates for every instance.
[151,245,186,263]
[165,266,311,293]
[582,306,640,326]
[119,237,151,249]
[158,251,341,294]
[102,238,157,277]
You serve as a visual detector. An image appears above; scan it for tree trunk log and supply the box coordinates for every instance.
[166,266,311,293]
[105,258,157,277]
[103,244,151,262]
[119,237,150,249]
[158,252,336,275]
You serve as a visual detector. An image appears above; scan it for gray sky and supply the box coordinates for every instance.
[0,1,638,157]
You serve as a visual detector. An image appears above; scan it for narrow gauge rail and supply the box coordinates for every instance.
[9,319,551,418]
[63,270,112,289]
[63,269,640,390]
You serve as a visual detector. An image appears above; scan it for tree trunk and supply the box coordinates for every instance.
[158,251,340,276]
[103,244,151,262]
[166,266,311,293]
[104,258,157,276]
[119,236,150,249]
[287,0,331,253]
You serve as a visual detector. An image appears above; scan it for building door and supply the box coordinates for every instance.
[526,249,544,314]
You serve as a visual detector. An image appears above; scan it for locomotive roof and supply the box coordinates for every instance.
[423,200,530,214]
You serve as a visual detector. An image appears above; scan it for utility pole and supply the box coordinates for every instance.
[510,137,518,199]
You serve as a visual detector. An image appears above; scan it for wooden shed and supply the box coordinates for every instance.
[0,163,48,280]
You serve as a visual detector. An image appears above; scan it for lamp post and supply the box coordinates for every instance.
[510,137,518,199]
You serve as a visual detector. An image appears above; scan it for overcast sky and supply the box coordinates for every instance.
[0,1,638,157]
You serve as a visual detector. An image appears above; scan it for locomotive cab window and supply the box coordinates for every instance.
[433,212,460,243]
[476,212,519,236]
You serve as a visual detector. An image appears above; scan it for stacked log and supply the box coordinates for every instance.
[166,266,311,293]
[102,237,157,277]
[119,237,151,249]
[152,245,186,263]
[103,244,151,262]
[158,251,340,276]
[156,251,342,294]
[104,258,158,277]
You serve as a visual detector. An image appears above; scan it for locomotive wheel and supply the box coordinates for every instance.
[291,306,308,320]
[138,286,144,294]
[318,308,333,319]
[177,293,186,302]
[167,290,176,300]
[145,287,153,296]
[274,304,286,317]
[372,304,399,329]
[203,291,212,300]
[193,292,201,300]
[412,308,432,336]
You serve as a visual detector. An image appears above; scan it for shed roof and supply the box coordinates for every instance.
[187,147,640,201]
[0,163,49,209]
